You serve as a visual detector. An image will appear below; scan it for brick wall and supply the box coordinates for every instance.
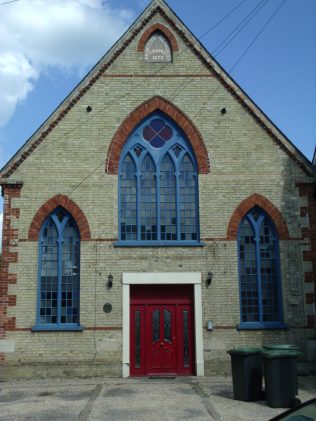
[0,8,315,378]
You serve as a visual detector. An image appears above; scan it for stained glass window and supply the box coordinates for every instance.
[36,207,80,329]
[152,309,160,343]
[238,207,283,327]
[183,310,190,367]
[118,113,199,245]
[135,311,141,368]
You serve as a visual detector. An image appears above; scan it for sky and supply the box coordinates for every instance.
[0,0,315,248]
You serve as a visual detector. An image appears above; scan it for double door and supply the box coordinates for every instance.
[130,285,194,376]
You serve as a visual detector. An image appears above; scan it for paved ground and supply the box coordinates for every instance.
[0,375,315,421]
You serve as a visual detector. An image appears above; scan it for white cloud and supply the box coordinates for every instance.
[0,0,134,127]
[0,52,39,127]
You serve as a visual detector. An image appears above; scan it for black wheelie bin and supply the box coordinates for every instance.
[264,344,299,395]
[227,347,263,401]
[261,349,301,408]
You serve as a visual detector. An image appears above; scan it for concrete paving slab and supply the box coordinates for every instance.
[90,381,211,421]
[0,375,315,421]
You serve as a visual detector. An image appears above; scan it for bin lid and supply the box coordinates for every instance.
[263,344,298,350]
[260,349,301,359]
[227,347,262,355]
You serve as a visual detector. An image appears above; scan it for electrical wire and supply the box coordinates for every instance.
[4,0,286,204]
[0,0,19,5]
[212,0,270,56]
[229,0,286,73]
[90,0,288,278]
[6,0,255,162]
[188,0,287,128]
[198,0,248,39]
[66,0,286,199]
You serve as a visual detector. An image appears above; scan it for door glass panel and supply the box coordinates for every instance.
[135,310,141,368]
[183,310,190,367]
[152,309,160,343]
[164,309,172,343]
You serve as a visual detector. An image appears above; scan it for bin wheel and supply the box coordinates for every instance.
[290,397,301,408]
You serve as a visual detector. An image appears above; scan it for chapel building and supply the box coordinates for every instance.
[0,0,315,379]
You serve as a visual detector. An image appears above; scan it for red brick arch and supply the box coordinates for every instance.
[137,23,179,52]
[28,194,91,241]
[106,96,210,174]
[227,193,289,240]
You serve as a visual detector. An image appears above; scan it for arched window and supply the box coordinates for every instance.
[237,207,286,329]
[33,207,82,331]
[118,113,201,246]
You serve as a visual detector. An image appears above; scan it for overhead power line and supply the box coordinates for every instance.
[0,0,19,6]
[3,0,285,201]
[212,0,271,56]
[199,0,248,39]
[19,0,255,160]
[66,0,287,200]
[229,0,287,73]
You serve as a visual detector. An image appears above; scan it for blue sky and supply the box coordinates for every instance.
[0,0,315,247]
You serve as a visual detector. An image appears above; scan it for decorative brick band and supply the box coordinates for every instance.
[137,22,179,52]
[0,184,21,361]
[28,194,91,241]
[227,193,290,240]
[106,96,210,174]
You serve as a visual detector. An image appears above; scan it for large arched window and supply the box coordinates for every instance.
[33,207,82,331]
[117,113,201,246]
[237,207,286,329]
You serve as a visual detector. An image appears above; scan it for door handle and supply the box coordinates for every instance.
[160,342,164,347]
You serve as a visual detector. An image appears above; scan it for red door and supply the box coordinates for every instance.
[147,305,176,375]
[130,285,195,377]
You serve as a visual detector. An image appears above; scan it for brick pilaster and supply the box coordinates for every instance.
[0,183,22,361]
[296,182,316,328]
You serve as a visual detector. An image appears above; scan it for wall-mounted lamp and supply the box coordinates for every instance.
[206,271,213,288]
[206,320,214,331]
[107,273,113,289]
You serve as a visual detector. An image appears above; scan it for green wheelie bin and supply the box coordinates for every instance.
[227,347,263,402]
[261,349,301,408]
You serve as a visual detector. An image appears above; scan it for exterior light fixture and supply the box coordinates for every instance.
[206,271,213,288]
[107,273,113,289]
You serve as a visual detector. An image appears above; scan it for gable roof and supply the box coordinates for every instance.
[0,0,314,180]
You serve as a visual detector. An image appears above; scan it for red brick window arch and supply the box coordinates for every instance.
[106,96,209,175]
[28,195,91,241]
[227,194,289,240]
[137,23,179,54]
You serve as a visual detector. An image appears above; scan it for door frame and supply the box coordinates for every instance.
[122,272,204,377]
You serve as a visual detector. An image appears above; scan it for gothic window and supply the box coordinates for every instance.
[118,113,200,246]
[33,207,82,330]
[238,207,285,329]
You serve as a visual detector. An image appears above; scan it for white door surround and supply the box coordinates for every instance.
[122,272,204,377]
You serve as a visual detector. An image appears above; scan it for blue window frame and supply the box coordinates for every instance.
[32,207,83,331]
[116,113,202,246]
[237,207,287,329]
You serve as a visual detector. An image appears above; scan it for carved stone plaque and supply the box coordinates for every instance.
[144,33,172,63]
